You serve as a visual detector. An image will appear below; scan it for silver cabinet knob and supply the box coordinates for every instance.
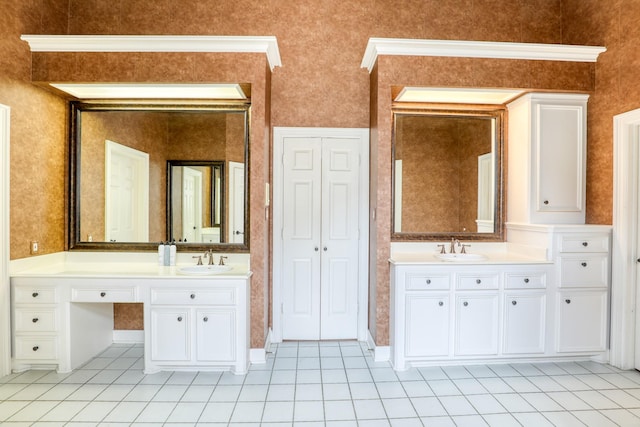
[190,293,196,299]
[100,292,106,297]
[582,241,589,247]
[565,299,571,304]
[32,346,39,351]
[476,279,482,284]
[177,316,183,322]
[463,301,469,307]
[512,300,517,306]
[203,317,208,322]
[426,279,431,285]
[438,301,444,307]
[32,318,39,323]
[524,278,530,283]
[32,292,39,298]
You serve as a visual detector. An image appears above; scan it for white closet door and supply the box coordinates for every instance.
[320,139,360,339]
[282,137,322,340]
[281,137,360,340]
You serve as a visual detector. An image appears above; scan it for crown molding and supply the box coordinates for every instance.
[361,38,606,73]
[20,35,282,71]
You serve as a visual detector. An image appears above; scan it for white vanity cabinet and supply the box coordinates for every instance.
[507,93,588,224]
[11,283,61,370]
[391,262,556,370]
[10,271,251,375]
[145,279,249,374]
[554,231,610,353]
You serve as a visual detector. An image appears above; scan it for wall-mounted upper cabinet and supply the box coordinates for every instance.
[507,93,589,224]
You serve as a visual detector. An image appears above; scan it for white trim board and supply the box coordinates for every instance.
[361,38,606,72]
[20,35,282,71]
[610,108,640,369]
[0,104,10,376]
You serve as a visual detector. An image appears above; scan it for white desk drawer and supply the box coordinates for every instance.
[559,234,609,253]
[457,273,499,290]
[14,336,58,360]
[71,287,137,303]
[407,274,450,290]
[14,308,58,332]
[558,254,609,288]
[151,288,236,305]
[13,287,57,304]
[505,272,546,289]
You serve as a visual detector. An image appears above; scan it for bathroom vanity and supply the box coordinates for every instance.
[390,225,611,370]
[10,253,251,374]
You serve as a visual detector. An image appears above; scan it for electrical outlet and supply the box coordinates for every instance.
[30,241,39,255]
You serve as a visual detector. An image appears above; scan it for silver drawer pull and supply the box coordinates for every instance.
[582,241,589,247]
[426,279,431,285]
[565,299,571,304]
[203,317,209,322]
[476,279,482,284]
[32,346,39,352]
[524,278,530,283]
[32,292,39,298]
[100,292,106,297]
[190,293,196,299]
[177,316,183,322]
[32,318,39,323]
[438,301,443,307]
[463,301,469,307]
[512,300,517,306]
[581,262,587,267]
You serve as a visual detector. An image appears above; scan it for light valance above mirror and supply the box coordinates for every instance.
[392,107,505,241]
[69,102,249,252]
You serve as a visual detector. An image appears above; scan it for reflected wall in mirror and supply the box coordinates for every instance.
[70,102,249,251]
[168,161,224,244]
[392,108,504,241]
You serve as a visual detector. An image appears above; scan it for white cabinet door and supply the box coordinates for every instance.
[503,293,546,354]
[557,291,607,353]
[150,308,190,362]
[535,101,586,215]
[196,309,235,362]
[455,294,499,356]
[405,294,450,357]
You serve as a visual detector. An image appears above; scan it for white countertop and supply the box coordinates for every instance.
[390,251,552,266]
[10,251,252,279]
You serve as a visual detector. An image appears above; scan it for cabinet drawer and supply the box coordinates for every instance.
[406,274,450,290]
[559,234,609,253]
[13,287,57,304]
[14,308,58,332]
[14,336,58,360]
[151,288,236,305]
[558,254,609,288]
[505,272,546,289]
[456,273,499,290]
[71,287,137,303]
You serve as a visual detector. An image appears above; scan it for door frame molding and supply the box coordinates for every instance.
[0,104,10,376]
[272,127,369,342]
[611,108,640,369]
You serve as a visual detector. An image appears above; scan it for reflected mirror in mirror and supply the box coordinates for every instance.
[168,161,224,244]
[392,108,504,241]
[70,102,249,251]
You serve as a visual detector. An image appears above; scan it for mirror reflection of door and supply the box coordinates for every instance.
[228,161,245,243]
[182,167,203,243]
[104,140,149,242]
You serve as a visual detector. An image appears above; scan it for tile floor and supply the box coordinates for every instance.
[1,341,640,426]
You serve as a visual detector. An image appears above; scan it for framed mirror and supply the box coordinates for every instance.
[68,102,250,252]
[392,107,505,241]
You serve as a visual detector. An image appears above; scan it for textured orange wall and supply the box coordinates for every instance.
[562,0,640,225]
[2,1,68,260]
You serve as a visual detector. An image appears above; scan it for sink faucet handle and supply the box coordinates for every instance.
[192,255,203,265]
[460,244,471,254]
[218,255,228,266]
[437,244,446,254]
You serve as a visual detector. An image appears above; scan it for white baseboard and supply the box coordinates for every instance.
[250,328,272,364]
[113,330,144,344]
[367,330,390,362]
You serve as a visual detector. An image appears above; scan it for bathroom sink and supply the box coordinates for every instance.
[178,265,233,275]
[436,253,487,262]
